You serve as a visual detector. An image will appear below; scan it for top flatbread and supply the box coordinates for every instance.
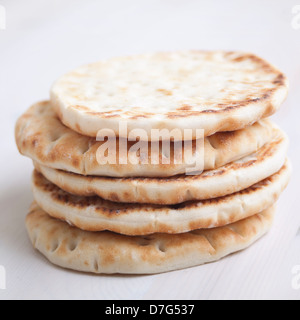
[51,51,288,139]
[16,101,278,177]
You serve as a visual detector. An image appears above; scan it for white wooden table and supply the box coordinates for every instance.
[0,0,299,300]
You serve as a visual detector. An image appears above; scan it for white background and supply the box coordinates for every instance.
[0,0,300,300]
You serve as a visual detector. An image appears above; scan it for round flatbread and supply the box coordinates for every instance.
[16,101,279,177]
[26,203,275,275]
[35,126,288,205]
[50,51,288,139]
[31,161,291,235]
[33,127,288,204]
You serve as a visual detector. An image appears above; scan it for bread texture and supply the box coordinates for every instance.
[50,51,288,139]
[26,203,275,274]
[16,101,279,177]
[31,161,291,235]
[33,127,288,204]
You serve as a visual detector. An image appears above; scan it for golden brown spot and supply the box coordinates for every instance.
[75,124,82,133]
[57,243,67,255]
[72,158,80,168]
[72,105,91,112]
[232,55,252,63]
[188,218,212,231]
[109,193,120,202]
[177,105,193,111]
[273,74,285,85]
[123,192,130,199]
[129,115,151,120]
[226,54,278,74]
[32,139,38,147]
[157,89,173,96]
[40,101,49,107]
[99,247,116,267]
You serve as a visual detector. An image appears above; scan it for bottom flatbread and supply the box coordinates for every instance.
[26,203,275,275]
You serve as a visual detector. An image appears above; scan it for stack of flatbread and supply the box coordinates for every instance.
[15,51,291,274]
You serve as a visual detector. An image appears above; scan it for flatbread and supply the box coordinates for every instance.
[26,203,275,274]
[33,128,288,204]
[16,101,279,177]
[31,161,291,235]
[50,51,288,139]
